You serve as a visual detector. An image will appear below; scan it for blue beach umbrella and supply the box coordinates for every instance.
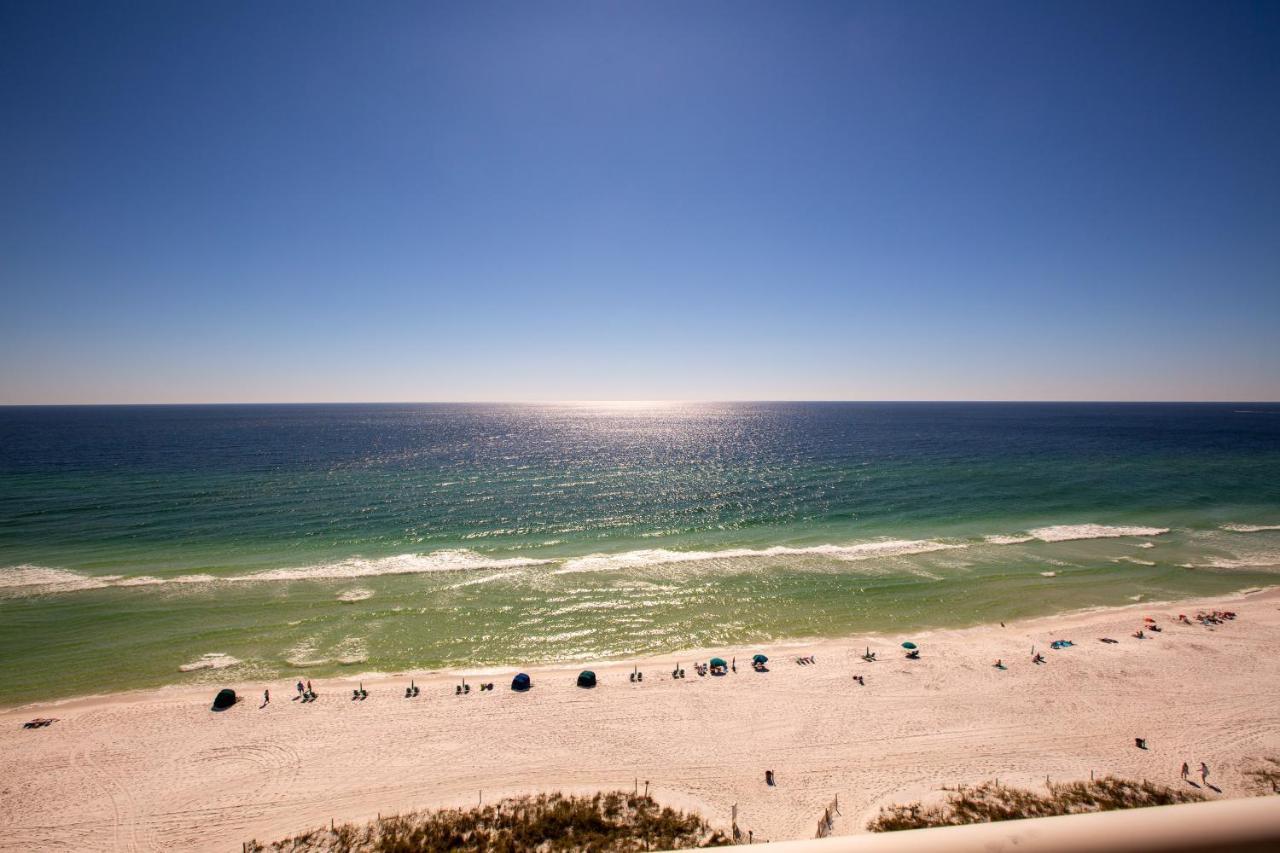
[901,642,917,650]
[752,654,768,663]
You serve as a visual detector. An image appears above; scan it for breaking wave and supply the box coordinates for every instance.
[238,551,551,582]
[1028,524,1170,543]
[9,520,1270,596]
[0,550,551,597]
[552,540,960,574]
[1221,524,1280,533]
[179,653,242,672]
[984,534,1034,545]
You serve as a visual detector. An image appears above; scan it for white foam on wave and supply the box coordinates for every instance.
[285,639,330,668]
[1029,524,1170,543]
[552,540,961,574]
[1136,542,1156,549]
[3,550,553,598]
[1112,556,1156,567]
[239,550,551,582]
[178,653,242,672]
[334,636,368,665]
[985,535,1034,545]
[336,588,373,603]
[1221,524,1280,533]
[446,570,526,589]
[1040,571,1057,577]
[1206,557,1280,571]
[115,574,219,587]
[0,565,111,593]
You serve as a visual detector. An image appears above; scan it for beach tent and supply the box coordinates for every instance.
[577,670,597,688]
[710,657,727,669]
[752,654,768,664]
[211,688,237,711]
[511,673,531,691]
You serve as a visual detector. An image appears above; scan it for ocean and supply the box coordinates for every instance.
[2,402,1278,705]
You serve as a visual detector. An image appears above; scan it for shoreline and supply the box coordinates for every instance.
[5,587,1280,848]
[9,584,1275,715]
[7,581,1269,712]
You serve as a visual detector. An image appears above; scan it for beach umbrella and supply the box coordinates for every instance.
[710,657,727,668]
[576,670,597,688]
[752,654,768,664]
[901,642,917,650]
[511,673,531,691]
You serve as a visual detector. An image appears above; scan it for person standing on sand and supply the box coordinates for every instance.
[263,688,270,706]
[1200,762,1210,784]
[1182,762,1189,781]
[296,680,304,696]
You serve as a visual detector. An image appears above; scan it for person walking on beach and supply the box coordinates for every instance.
[1200,762,1210,784]
[1181,762,1189,781]
[263,688,270,706]
[296,680,304,697]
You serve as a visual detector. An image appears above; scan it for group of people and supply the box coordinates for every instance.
[1188,610,1236,626]
[1181,761,1212,786]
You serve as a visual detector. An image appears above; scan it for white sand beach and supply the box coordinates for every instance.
[3,588,1278,851]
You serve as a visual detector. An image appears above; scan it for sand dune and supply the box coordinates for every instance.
[3,588,1278,851]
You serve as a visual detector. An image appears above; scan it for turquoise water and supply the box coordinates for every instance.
[2,402,1278,705]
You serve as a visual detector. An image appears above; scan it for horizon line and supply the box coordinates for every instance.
[2,399,1278,407]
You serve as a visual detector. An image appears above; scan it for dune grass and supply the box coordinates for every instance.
[867,776,1206,832]
[1245,757,1280,794]
[248,791,730,852]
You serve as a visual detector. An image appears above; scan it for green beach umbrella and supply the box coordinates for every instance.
[709,657,727,668]
[901,642,917,650]
[752,654,768,663]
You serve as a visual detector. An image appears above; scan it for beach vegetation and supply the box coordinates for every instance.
[248,791,730,852]
[1244,757,1280,795]
[867,776,1205,832]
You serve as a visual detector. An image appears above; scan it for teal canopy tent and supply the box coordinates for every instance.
[710,657,727,668]
[577,670,597,688]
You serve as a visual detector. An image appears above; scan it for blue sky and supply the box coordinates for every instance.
[2,1,1277,402]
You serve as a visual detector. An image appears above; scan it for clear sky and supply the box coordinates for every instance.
[2,1,1277,403]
